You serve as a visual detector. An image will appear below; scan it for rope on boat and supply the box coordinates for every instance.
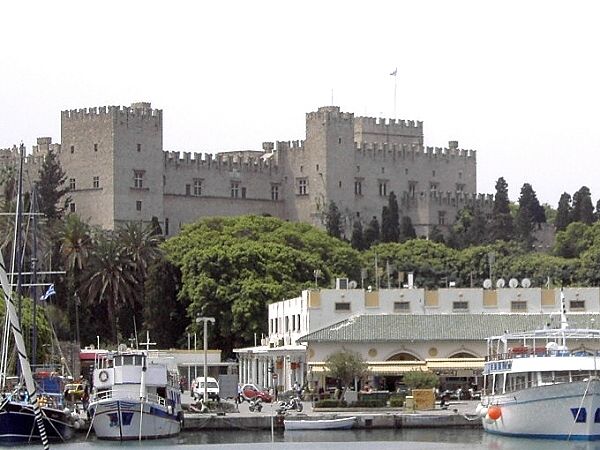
[567,377,593,441]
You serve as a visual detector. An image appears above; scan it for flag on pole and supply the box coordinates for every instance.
[40,284,56,301]
[390,68,397,76]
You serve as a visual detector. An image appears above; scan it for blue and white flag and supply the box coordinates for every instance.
[40,284,56,301]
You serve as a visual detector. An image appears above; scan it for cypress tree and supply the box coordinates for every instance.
[325,201,343,239]
[489,177,514,242]
[555,193,572,231]
[364,216,380,248]
[399,216,416,242]
[36,149,70,220]
[572,186,594,224]
[350,220,366,251]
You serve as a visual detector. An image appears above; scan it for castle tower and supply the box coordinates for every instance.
[60,103,164,229]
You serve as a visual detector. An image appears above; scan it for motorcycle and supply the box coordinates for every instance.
[248,398,263,412]
[276,396,303,414]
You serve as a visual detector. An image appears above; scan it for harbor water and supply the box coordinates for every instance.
[17,429,600,450]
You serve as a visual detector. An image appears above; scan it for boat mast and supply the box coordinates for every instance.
[560,288,568,347]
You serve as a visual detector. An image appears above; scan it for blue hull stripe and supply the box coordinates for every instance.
[486,429,600,441]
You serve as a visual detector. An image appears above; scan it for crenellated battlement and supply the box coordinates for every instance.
[306,106,354,122]
[355,141,476,160]
[0,144,46,171]
[274,140,305,152]
[400,190,493,207]
[61,102,162,121]
[355,115,423,132]
[163,149,278,173]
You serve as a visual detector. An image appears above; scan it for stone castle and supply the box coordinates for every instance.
[1,102,492,236]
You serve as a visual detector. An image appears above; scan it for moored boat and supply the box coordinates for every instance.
[284,416,356,430]
[87,343,183,440]
[479,291,600,440]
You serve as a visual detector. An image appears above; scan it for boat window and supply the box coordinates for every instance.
[114,357,122,366]
[573,371,593,382]
[493,373,505,394]
[555,371,570,382]
[506,373,528,392]
[123,356,134,366]
[541,371,555,384]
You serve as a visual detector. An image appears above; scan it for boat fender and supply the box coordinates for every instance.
[168,405,173,415]
[488,406,502,420]
[74,420,81,430]
[479,407,488,418]
[99,370,109,382]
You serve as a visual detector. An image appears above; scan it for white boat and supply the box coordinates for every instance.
[479,291,600,440]
[87,341,183,440]
[284,416,356,430]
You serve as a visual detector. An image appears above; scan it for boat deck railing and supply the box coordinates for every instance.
[484,372,595,395]
[91,389,167,407]
[486,349,599,361]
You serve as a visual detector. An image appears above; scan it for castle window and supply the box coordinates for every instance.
[432,170,436,177]
[231,182,240,198]
[271,184,279,201]
[354,179,362,196]
[133,171,144,189]
[405,168,408,175]
[356,212,360,217]
[137,143,141,152]
[338,137,342,144]
[381,167,385,174]
[185,184,191,196]
[357,166,360,173]
[93,176,100,189]
[193,179,203,196]
[378,181,387,197]
[316,164,319,171]
[438,211,446,225]
[408,181,417,198]
[136,200,142,211]
[94,143,98,152]
[165,218,169,236]
[430,182,439,193]
[69,203,75,213]
[338,181,342,188]
[69,178,76,190]
[297,178,308,196]
[70,145,75,154]
[456,183,465,193]
[300,165,303,173]
[459,171,463,179]
[241,187,247,199]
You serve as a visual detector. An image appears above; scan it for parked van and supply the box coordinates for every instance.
[192,377,220,402]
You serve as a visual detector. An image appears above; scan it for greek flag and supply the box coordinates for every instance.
[390,68,397,76]
[40,284,56,301]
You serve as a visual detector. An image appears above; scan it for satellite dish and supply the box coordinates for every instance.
[117,343,128,352]
[509,278,519,288]
[522,278,531,288]
[496,278,506,289]
[483,279,492,289]
[348,280,358,289]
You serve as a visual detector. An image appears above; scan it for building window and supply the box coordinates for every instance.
[378,181,387,197]
[185,184,191,196]
[271,184,279,201]
[300,165,303,173]
[338,181,342,188]
[335,302,351,312]
[452,301,469,311]
[297,178,308,196]
[438,211,446,225]
[570,300,585,311]
[394,301,410,312]
[408,181,417,198]
[459,171,463,179]
[69,203,75,213]
[511,301,527,312]
[316,164,319,171]
[231,182,240,198]
[193,179,202,196]
[430,182,439,193]
[165,218,169,236]
[93,176,100,188]
[136,201,142,211]
[381,167,385,174]
[432,170,436,177]
[338,137,342,144]
[94,143,98,152]
[133,171,144,189]
[354,179,362,196]
[137,143,141,152]
[69,178,76,190]
[405,168,408,175]
[357,166,360,173]
[70,145,75,154]
[456,183,465,193]
[241,187,247,199]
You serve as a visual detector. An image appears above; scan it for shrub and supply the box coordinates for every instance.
[315,399,347,408]
[352,399,387,408]
[389,395,405,407]
[403,370,439,389]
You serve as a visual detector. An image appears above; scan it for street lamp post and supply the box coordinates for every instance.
[196,316,215,403]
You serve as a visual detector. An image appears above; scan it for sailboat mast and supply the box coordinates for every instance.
[31,186,39,367]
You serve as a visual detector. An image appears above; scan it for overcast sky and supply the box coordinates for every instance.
[1,1,599,206]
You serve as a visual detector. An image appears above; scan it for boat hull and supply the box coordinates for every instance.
[284,416,356,430]
[482,379,600,440]
[89,399,181,440]
[0,401,75,443]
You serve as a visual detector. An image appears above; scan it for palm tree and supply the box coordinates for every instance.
[117,221,163,283]
[81,231,137,343]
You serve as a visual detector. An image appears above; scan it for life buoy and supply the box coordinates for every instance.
[99,370,109,382]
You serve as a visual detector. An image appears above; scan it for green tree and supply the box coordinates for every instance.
[555,193,572,231]
[489,177,514,242]
[325,201,343,239]
[363,216,380,248]
[572,186,594,224]
[35,149,70,220]
[324,349,368,388]
[350,220,366,251]
[428,226,445,244]
[381,192,400,242]
[399,216,416,242]
[403,370,439,389]
[554,222,593,258]
[515,183,540,248]
[448,205,488,249]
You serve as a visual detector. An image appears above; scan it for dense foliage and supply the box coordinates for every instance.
[324,349,369,388]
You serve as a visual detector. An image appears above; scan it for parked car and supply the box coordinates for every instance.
[241,383,273,403]
[192,377,220,402]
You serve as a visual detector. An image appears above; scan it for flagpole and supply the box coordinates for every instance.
[393,69,397,120]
